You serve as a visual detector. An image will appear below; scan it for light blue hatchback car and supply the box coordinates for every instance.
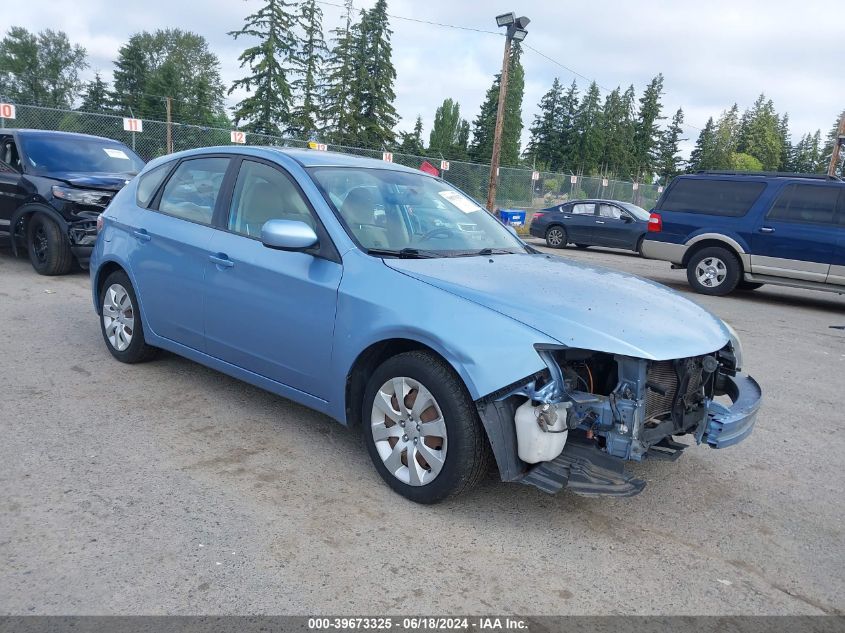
[90,147,761,503]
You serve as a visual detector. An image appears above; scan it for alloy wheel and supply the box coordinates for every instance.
[33,225,48,264]
[546,227,564,247]
[102,284,135,351]
[695,256,727,288]
[370,376,448,486]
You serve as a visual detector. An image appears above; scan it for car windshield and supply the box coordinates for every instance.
[309,167,526,256]
[19,135,145,176]
[620,202,650,220]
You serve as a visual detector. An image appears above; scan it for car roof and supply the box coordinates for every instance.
[152,145,425,174]
[9,129,129,143]
[557,199,636,205]
[676,172,843,184]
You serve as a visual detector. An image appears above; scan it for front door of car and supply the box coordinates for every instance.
[0,136,24,235]
[595,203,632,247]
[127,156,232,351]
[563,202,596,243]
[750,183,839,282]
[203,159,342,400]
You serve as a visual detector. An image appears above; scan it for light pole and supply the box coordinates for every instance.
[486,12,529,213]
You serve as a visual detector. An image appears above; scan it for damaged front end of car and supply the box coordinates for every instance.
[477,341,761,497]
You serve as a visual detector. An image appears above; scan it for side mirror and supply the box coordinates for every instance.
[260,219,318,251]
[621,215,633,223]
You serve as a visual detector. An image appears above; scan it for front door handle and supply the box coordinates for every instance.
[209,253,234,269]
[133,229,151,242]
[759,226,775,234]
[595,220,605,224]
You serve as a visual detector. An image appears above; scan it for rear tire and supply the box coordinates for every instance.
[636,236,645,257]
[362,350,491,504]
[99,270,159,363]
[27,214,74,276]
[686,246,741,296]
[545,226,567,249]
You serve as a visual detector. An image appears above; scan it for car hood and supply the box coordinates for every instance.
[385,253,729,360]
[47,172,134,192]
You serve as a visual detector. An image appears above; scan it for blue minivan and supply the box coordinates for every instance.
[641,172,845,295]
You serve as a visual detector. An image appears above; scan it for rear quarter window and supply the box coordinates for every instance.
[136,162,174,208]
[658,179,765,217]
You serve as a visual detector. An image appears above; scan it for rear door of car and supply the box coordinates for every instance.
[750,182,839,282]
[562,202,596,242]
[825,188,845,286]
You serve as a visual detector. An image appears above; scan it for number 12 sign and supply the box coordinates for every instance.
[230,130,246,144]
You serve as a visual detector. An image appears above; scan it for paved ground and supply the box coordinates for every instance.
[1,241,844,616]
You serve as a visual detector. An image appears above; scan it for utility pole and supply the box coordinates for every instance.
[166,96,174,154]
[827,112,845,178]
[486,13,530,213]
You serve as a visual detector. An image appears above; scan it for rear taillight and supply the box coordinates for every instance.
[648,212,662,232]
[531,212,544,221]
[96,215,104,233]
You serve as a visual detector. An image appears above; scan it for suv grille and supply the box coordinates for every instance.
[645,357,704,421]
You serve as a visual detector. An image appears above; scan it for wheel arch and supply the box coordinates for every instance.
[682,234,750,271]
[93,260,129,314]
[9,203,68,257]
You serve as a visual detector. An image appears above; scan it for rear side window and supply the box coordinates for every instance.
[136,162,173,208]
[157,157,229,225]
[767,184,841,226]
[658,179,765,217]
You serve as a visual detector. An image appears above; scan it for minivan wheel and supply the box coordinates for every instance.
[545,226,566,248]
[362,350,491,504]
[687,247,741,296]
[27,214,74,276]
[99,270,158,363]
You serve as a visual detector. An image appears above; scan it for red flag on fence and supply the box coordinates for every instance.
[419,161,439,176]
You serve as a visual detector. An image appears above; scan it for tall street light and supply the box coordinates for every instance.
[486,12,530,212]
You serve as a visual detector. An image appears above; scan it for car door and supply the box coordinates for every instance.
[826,190,845,286]
[562,202,596,243]
[594,203,632,247]
[750,182,838,282]
[203,158,342,399]
[127,156,232,351]
[0,135,25,236]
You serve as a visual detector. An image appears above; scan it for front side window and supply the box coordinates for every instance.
[658,179,765,217]
[1,137,21,172]
[157,157,229,225]
[136,162,174,208]
[309,167,525,256]
[571,203,595,215]
[598,204,622,219]
[228,160,316,238]
[767,183,840,225]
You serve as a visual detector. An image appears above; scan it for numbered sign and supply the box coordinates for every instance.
[230,130,246,144]
[382,152,393,163]
[632,182,639,190]
[308,141,327,151]
[440,160,450,171]
[570,175,577,184]
[602,178,608,187]
[123,117,142,133]
[657,186,664,193]
[0,103,16,119]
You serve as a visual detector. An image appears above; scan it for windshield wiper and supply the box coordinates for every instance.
[367,247,440,259]
[474,248,519,256]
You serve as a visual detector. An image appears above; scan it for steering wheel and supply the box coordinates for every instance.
[419,227,454,241]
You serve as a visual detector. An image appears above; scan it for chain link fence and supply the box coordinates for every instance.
[1,103,662,212]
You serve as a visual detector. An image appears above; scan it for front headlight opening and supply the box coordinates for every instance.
[722,320,744,372]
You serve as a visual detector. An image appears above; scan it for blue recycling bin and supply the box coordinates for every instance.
[499,209,527,226]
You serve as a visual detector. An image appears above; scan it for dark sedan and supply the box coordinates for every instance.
[529,199,651,254]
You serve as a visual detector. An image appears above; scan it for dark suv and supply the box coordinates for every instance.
[642,171,845,296]
[0,129,145,274]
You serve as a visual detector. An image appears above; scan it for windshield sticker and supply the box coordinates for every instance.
[103,148,129,159]
[438,190,482,214]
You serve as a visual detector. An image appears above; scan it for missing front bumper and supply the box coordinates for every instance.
[702,372,762,448]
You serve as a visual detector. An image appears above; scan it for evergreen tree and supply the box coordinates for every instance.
[822,111,845,177]
[78,72,111,113]
[632,73,664,179]
[356,0,399,148]
[291,0,328,138]
[454,119,470,161]
[736,94,780,170]
[688,117,717,171]
[525,78,563,170]
[573,81,603,174]
[469,43,524,165]
[397,115,425,154]
[777,113,792,171]
[598,86,634,177]
[712,104,740,168]
[557,80,580,170]
[428,98,465,158]
[0,27,87,108]
[655,108,685,183]
[228,0,298,135]
[321,0,358,144]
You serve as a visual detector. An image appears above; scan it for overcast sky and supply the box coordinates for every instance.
[11,0,845,155]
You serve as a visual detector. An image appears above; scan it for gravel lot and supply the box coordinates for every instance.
[1,241,844,616]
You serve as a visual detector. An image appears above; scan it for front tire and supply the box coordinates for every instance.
[545,225,567,249]
[362,350,491,504]
[27,214,74,276]
[686,246,741,296]
[99,270,158,363]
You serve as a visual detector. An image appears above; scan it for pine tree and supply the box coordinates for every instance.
[655,108,685,183]
[291,0,328,139]
[322,0,358,144]
[712,104,740,169]
[822,110,845,177]
[573,81,603,174]
[777,113,792,171]
[556,80,579,171]
[525,78,563,170]
[598,86,634,177]
[228,0,298,136]
[428,98,464,158]
[397,115,424,154]
[356,0,398,148]
[689,117,717,171]
[632,73,664,180]
[736,94,780,170]
[78,72,111,113]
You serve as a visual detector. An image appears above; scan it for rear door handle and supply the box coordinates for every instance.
[595,220,605,224]
[133,229,151,242]
[209,253,234,269]
[759,226,775,234]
